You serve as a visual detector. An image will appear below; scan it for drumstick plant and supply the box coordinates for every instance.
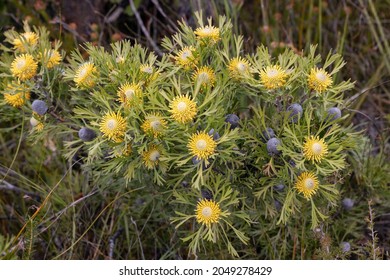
[0,12,386,259]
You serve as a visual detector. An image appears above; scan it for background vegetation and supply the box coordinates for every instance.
[0,0,389,259]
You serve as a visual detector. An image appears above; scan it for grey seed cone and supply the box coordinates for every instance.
[327,107,342,121]
[340,242,351,253]
[261,127,275,142]
[31,100,48,115]
[274,184,285,192]
[287,103,303,123]
[208,128,220,141]
[225,114,240,129]
[78,127,97,141]
[267,137,281,155]
[342,198,354,210]
[201,189,213,200]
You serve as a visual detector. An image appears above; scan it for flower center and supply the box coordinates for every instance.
[304,178,315,190]
[267,69,278,78]
[203,27,211,34]
[237,62,246,72]
[142,67,152,73]
[177,101,187,111]
[79,68,87,78]
[196,139,207,150]
[16,59,26,69]
[311,142,323,155]
[181,50,191,59]
[198,72,209,81]
[201,206,212,217]
[125,89,135,99]
[316,72,326,82]
[150,120,160,129]
[106,119,117,130]
[149,150,160,162]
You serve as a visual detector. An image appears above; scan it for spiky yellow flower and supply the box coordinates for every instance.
[169,95,197,124]
[195,199,221,226]
[10,54,38,81]
[141,114,167,138]
[113,145,132,158]
[260,65,288,89]
[142,144,162,169]
[187,131,217,161]
[175,46,196,69]
[194,26,220,43]
[192,66,216,87]
[303,135,329,163]
[295,172,320,200]
[140,64,154,74]
[12,32,39,52]
[35,122,44,132]
[228,57,251,78]
[3,82,30,108]
[74,62,98,88]
[117,82,142,107]
[308,67,333,93]
[99,112,127,142]
[42,49,62,69]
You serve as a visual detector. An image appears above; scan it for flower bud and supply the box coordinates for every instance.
[201,189,213,200]
[267,137,281,155]
[208,128,220,141]
[261,127,275,142]
[287,103,302,123]
[342,198,354,210]
[31,100,48,115]
[78,127,97,142]
[30,117,39,127]
[340,241,351,253]
[327,107,341,121]
[225,114,240,129]
[273,184,285,192]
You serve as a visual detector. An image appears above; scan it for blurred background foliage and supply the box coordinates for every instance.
[0,0,389,259]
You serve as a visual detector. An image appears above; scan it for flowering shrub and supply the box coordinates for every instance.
[0,13,381,259]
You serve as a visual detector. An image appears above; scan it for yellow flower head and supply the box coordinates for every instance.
[10,54,38,81]
[187,131,217,161]
[74,62,98,88]
[195,199,221,226]
[3,82,31,108]
[169,95,197,124]
[117,82,142,107]
[194,26,220,43]
[142,144,162,169]
[12,32,39,52]
[41,49,62,69]
[303,135,329,163]
[175,46,196,69]
[295,171,320,200]
[228,57,251,78]
[113,145,132,158]
[192,66,216,88]
[99,111,127,142]
[140,64,154,74]
[308,67,333,93]
[260,65,288,89]
[141,114,167,138]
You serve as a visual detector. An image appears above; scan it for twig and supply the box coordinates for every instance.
[108,227,124,260]
[130,216,145,260]
[128,0,163,56]
[50,17,86,42]
[0,180,40,201]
